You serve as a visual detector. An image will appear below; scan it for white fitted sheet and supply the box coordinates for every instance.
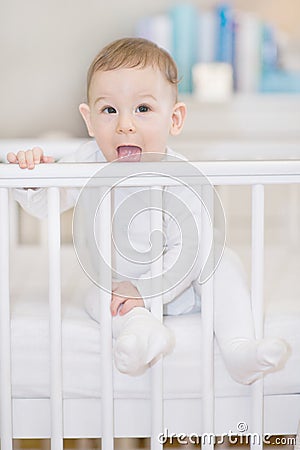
[9,245,300,400]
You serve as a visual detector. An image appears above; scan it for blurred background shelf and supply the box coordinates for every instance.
[180,94,300,140]
[169,94,300,161]
[1,0,300,140]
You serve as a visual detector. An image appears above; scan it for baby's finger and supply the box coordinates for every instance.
[110,293,126,316]
[25,150,35,170]
[119,298,144,316]
[41,155,55,163]
[7,152,17,163]
[16,151,27,169]
[32,147,43,164]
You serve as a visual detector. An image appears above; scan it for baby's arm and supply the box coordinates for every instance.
[7,147,55,169]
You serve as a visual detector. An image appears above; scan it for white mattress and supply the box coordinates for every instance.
[9,245,300,400]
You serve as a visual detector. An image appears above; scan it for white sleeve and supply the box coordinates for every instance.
[13,186,79,219]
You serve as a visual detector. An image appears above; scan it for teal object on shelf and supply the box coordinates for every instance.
[261,24,278,74]
[260,70,300,93]
[170,4,198,94]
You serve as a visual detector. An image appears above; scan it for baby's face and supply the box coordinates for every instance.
[80,66,186,162]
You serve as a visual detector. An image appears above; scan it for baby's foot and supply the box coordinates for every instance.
[113,307,175,376]
[221,337,290,385]
[114,334,147,375]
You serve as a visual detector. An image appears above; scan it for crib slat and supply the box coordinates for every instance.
[251,184,265,450]
[150,187,164,450]
[48,187,63,450]
[9,191,19,250]
[200,184,215,450]
[98,187,114,450]
[0,188,13,450]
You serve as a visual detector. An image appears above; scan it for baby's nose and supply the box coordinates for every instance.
[116,114,136,134]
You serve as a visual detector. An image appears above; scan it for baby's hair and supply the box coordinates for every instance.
[86,37,179,102]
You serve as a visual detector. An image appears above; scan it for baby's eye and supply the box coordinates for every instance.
[136,104,150,113]
[102,106,117,114]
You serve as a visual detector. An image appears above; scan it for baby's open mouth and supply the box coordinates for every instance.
[117,145,142,162]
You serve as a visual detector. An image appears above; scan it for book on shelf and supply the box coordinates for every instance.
[134,3,300,95]
[197,9,217,64]
[235,12,262,93]
[170,4,198,94]
[261,23,279,74]
[215,4,235,65]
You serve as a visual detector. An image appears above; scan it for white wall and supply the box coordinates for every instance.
[0,0,181,138]
[0,0,299,139]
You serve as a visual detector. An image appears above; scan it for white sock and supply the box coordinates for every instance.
[210,247,291,384]
[113,307,175,376]
[220,337,290,385]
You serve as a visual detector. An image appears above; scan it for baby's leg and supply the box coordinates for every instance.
[113,307,175,376]
[213,248,289,385]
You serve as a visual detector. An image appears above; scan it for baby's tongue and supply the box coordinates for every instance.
[117,145,141,162]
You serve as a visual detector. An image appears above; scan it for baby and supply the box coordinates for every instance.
[7,37,289,383]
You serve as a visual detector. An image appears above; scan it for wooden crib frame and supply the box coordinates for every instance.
[0,141,300,450]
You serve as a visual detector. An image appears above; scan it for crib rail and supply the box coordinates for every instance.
[0,160,300,187]
[0,160,300,450]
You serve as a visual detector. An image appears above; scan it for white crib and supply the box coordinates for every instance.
[0,139,299,450]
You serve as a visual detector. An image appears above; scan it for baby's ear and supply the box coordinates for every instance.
[170,102,187,136]
[79,103,94,137]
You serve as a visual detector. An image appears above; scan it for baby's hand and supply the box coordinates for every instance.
[111,281,144,316]
[7,147,55,169]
